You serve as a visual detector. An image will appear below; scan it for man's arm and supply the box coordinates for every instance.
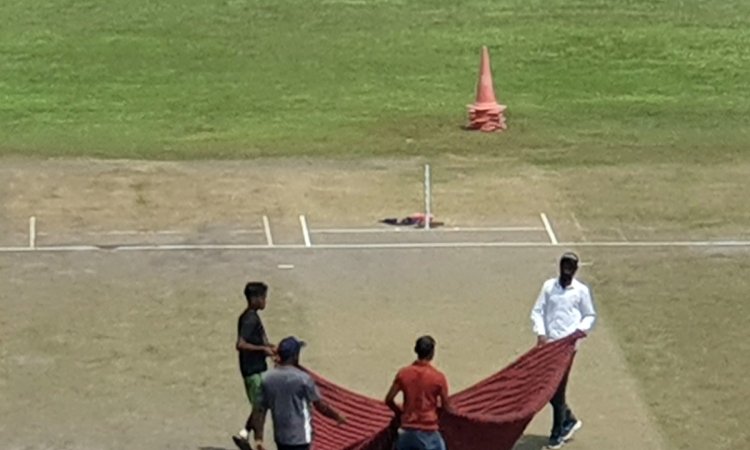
[438,376,456,415]
[531,283,548,344]
[313,399,346,425]
[384,378,403,416]
[577,285,597,332]
[236,337,275,356]
[306,376,346,425]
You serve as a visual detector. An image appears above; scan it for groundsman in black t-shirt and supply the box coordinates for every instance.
[232,282,276,450]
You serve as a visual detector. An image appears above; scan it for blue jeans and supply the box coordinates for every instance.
[396,429,446,450]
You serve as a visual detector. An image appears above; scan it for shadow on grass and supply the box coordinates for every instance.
[513,434,549,450]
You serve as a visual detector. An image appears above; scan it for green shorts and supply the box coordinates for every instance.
[243,373,263,409]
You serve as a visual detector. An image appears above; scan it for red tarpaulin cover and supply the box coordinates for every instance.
[308,331,584,450]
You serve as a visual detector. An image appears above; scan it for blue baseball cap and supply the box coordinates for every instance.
[277,336,306,362]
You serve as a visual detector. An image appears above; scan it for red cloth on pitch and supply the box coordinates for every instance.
[306,331,584,450]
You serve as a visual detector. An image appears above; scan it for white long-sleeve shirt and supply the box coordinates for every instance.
[531,278,597,341]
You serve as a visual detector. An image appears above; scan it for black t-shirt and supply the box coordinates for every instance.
[237,309,269,376]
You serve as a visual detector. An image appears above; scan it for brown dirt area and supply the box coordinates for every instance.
[0,158,675,450]
[0,157,560,247]
[0,249,665,450]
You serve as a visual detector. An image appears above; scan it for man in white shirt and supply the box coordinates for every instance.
[530,252,596,449]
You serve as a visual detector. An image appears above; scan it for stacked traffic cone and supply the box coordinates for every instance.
[466,46,507,132]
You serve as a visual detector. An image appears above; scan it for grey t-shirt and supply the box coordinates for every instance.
[261,366,322,446]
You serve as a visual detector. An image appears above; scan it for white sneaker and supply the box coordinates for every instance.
[562,420,583,441]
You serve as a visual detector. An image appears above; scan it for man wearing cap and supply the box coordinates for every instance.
[253,337,346,450]
[530,252,597,449]
[385,335,454,450]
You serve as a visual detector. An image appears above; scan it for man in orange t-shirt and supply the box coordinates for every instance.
[385,336,454,450]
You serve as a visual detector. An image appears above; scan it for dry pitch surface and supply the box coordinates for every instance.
[4,158,733,449]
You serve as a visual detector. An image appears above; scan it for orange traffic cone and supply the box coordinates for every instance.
[466,46,507,132]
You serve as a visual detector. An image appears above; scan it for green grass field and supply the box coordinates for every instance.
[2,0,749,163]
[2,1,750,449]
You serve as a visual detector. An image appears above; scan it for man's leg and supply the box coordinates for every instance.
[548,360,578,448]
[233,374,263,450]
[396,429,426,450]
[425,431,446,450]
[550,368,571,435]
[397,430,445,450]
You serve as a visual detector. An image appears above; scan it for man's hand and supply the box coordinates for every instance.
[537,335,549,346]
[254,440,266,450]
[335,412,347,426]
[264,346,277,357]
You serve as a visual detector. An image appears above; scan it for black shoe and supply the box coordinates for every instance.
[232,435,252,450]
[546,435,565,449]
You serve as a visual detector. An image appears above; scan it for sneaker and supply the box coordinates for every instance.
[562,420,583,441]
[232,435,252,450]
[546,435,565,449]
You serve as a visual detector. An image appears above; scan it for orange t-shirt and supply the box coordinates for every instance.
[395,361,449,431]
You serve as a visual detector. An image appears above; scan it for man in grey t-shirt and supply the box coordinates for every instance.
[253,336,346,450]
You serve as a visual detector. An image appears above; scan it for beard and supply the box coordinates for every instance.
[559,273,573,287]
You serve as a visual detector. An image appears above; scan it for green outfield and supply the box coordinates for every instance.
[1,1,749,449]
[1,0,749,162]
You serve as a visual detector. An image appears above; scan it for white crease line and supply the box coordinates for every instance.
[444,227,544,232]
[540,213,559,245]
[2,240,750,253]
[45,230,264,236]
[229,229,265,235]
[262,215,274,247]
[90,230,183,236]
[29,216,36,249]
[115,244,277,251]
[0,246,102,252]
[300,215,312,247]
[312,227,544,234]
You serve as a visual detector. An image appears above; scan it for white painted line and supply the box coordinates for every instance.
[565,241,750,247]
[29,216,36,249]
[299,215,312,247]
[2,240,750,253]
[115,244,287,251]
[306,242,553,249]
[45,230,265,237]
[540,213,559,245]
[312,226,544,234]
[304,241,750,249]
[277,264,295,269]
[444,227,544,232]
[1,245,101,253]
[93,230,183,236]
[229,229,265,235]
[314,228,407,233]
[262,215,274,247]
